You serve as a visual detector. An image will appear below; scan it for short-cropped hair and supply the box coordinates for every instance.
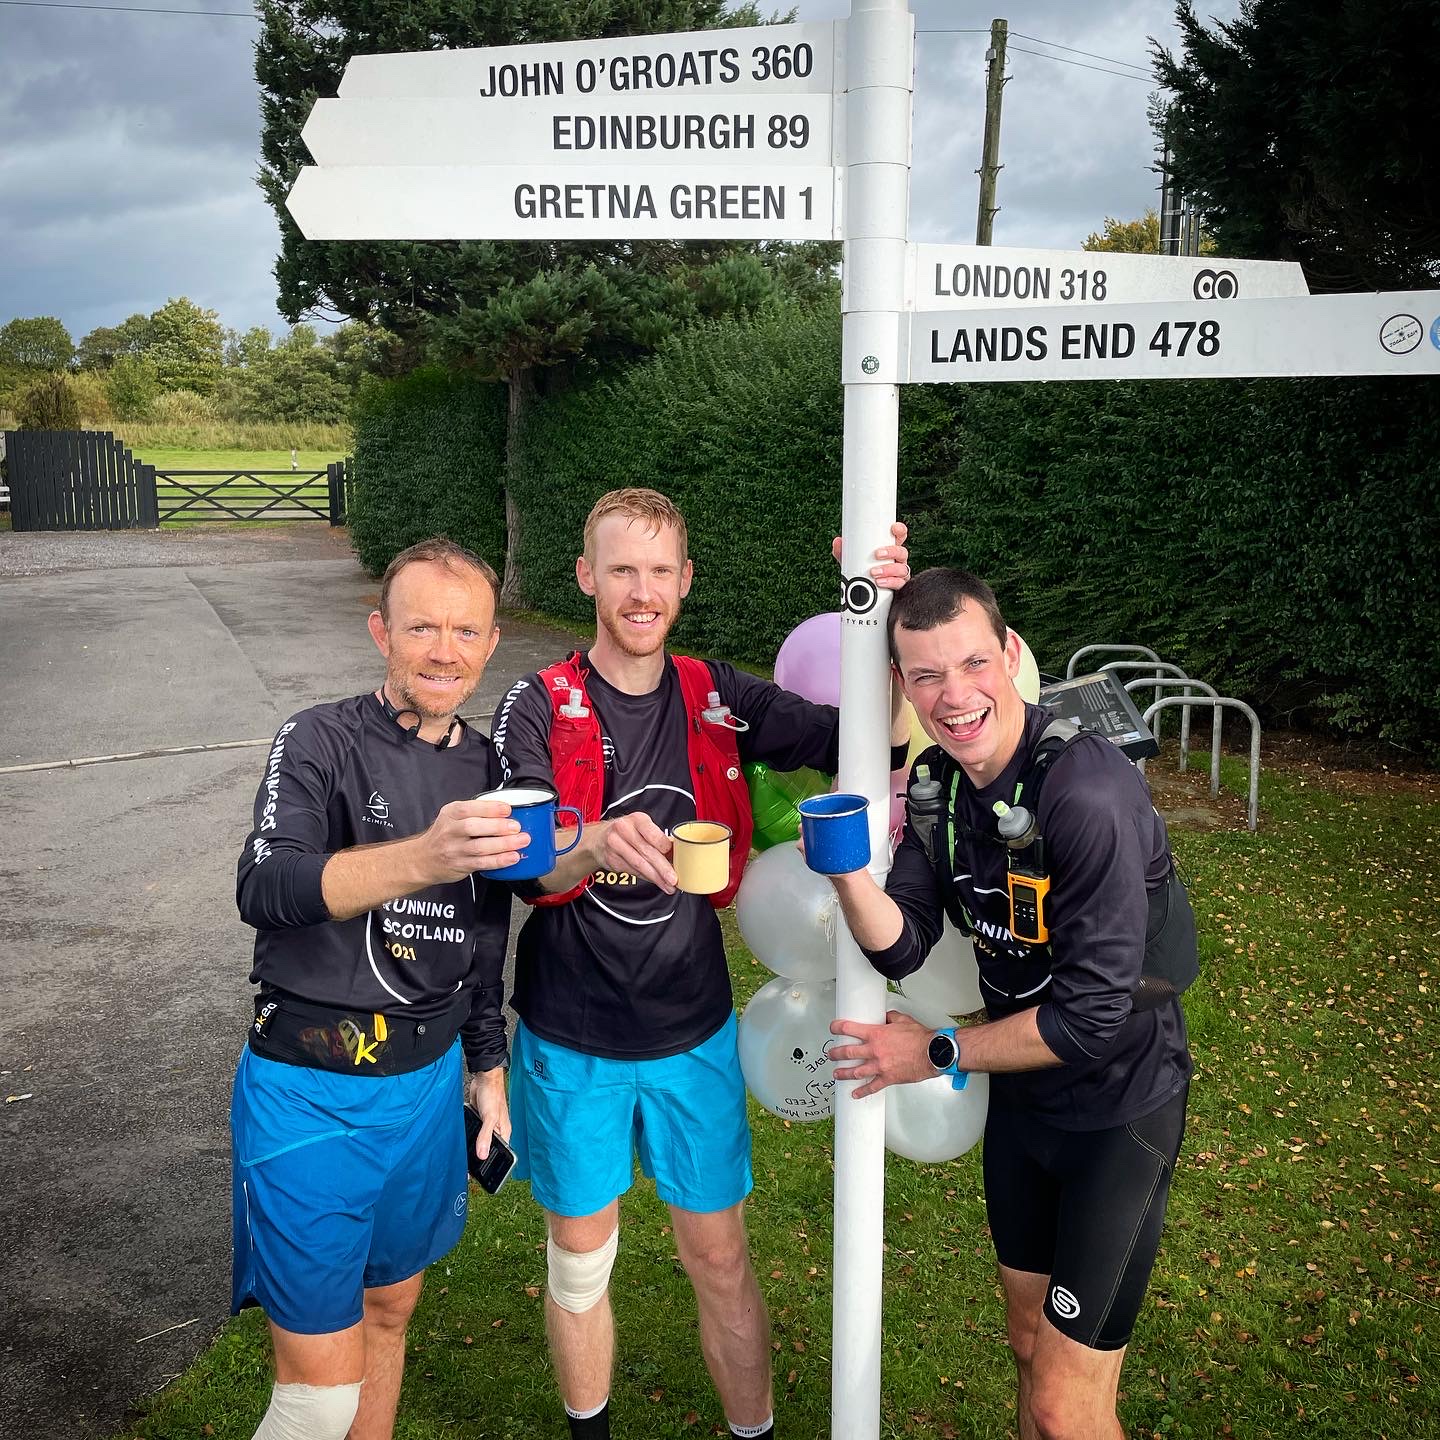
[377,537,500,621]
[887,567,1008,664]
[583,488,689,566]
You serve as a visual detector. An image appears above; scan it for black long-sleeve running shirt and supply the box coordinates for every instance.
[864,704,1191,1130]
[235,694,510,1070]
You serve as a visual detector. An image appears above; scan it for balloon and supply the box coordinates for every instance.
[888,765,907,838]
[745,761,833,852]
[891,921,983,1018]
[735,841,839,982]
[774,612,842,708]
[885,1070,990,1162]
[1015,632,1041,704]
[881,995,990,1162]
[738,976,838,1123]
[905,700,931,768]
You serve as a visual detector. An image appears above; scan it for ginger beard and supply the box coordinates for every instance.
[579,515,692,662]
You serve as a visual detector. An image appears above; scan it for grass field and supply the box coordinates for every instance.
[116,751,1438,1440]
[132,449,347,472]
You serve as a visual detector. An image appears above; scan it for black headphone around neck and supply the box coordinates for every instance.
[379,689,466,751]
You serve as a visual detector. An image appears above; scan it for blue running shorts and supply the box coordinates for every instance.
[230,1042,467,1335]
[509,1014,752,1219]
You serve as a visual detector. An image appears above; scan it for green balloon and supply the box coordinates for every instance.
[744,761,833,851]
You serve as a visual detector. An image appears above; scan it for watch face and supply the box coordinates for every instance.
[927,1031,956,1071]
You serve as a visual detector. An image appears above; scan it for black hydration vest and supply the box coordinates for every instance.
[910,721,1199,1013]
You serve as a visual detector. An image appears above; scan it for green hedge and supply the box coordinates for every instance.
[510,302,846,661]
[910,374,1440,758]
[348,366,507,579]
[355,310,1440,760]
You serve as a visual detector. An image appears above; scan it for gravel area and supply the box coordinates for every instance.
[0,523,358,577]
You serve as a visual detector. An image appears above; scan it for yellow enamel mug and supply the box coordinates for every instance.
[672,821,733,895]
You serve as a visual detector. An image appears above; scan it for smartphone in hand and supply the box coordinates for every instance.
[463,1103,516,1194]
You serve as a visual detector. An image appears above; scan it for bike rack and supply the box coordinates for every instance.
[1140,695,1262,832]
[1065,644,1161,679]
[1123,676,1221,789]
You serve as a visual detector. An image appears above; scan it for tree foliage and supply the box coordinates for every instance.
[255,0,829,373]
[105,354,160,420]
[1084,210,1160,254]
[0,316,75,372]
[16,373,81,430]
[1153,0,1440,290]
[146,297,225,395]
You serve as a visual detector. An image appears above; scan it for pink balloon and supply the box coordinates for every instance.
[774,612,843,708]
[888,766,907,839]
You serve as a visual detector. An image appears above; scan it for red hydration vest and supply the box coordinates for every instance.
[533,651,753,908]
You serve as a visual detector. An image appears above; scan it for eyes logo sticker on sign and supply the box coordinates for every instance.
[1192,268,1238,300]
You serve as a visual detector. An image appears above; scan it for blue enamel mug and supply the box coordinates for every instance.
[474,786,583,881]
[797,793,871,875]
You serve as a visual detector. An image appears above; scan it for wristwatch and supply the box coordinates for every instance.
[927,1027,961,1076]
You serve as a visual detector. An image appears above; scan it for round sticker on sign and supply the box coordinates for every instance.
[1379,314,1423,355]
[1431,316,1440,352]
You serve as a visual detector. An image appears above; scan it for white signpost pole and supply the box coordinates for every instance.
[832,3,913,1437]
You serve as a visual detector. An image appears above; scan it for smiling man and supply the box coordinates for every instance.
[231,538,523,1440]
[491,488,910,1440]
[827,567,1196,1440]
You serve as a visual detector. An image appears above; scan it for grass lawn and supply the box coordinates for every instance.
[131,449,347,473]
[118,752,1438,1440]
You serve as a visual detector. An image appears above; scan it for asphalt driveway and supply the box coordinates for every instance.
[0,525,581,1438]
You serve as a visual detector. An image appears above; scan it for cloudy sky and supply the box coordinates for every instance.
[0,0,1240,344]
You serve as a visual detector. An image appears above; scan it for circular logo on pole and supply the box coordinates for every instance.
[1379,314,1423,355]
[842,574,879,615]
[861,355,880,375]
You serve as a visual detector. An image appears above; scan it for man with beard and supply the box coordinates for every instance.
[827,568,1195,1440]
[491,489,910,1440]
[231,538,525,1440]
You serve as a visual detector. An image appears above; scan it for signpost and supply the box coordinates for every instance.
[909,242,1309,308]
[895,290,1440,385]
[285,5,1440,1436]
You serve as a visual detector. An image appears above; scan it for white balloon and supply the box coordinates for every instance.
[891,921,982,1019]
[735,841,838,982]
[737,976,838,1123]
[885,1070,990,1163]
[1015,632,1042,704]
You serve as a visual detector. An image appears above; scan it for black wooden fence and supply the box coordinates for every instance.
[2,429,350,529]
[3,429,158,530]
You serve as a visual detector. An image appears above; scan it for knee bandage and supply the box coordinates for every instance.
[546,1226,619,1314]
[252,1381,362,1440]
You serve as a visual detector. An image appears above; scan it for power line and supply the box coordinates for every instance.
[1008,44,1154,84]
[920,25,1153,80]
[1008,30,1152,76]
[0,0,254,16]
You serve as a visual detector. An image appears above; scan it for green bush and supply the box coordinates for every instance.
[106,355,159,420]
[905,374,1440,759]
[16,373,80,430]
[355,306,1439,760]
[348,367,507,579]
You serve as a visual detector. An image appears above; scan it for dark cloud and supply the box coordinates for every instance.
[0,0,1233,342]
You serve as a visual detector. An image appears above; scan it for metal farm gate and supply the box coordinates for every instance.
[3,428,158,530]
[2,429,350,529]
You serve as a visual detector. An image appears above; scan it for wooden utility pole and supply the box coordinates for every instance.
[975,17,1007,244]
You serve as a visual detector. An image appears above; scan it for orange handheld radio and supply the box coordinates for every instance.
[993,800,1051,945]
